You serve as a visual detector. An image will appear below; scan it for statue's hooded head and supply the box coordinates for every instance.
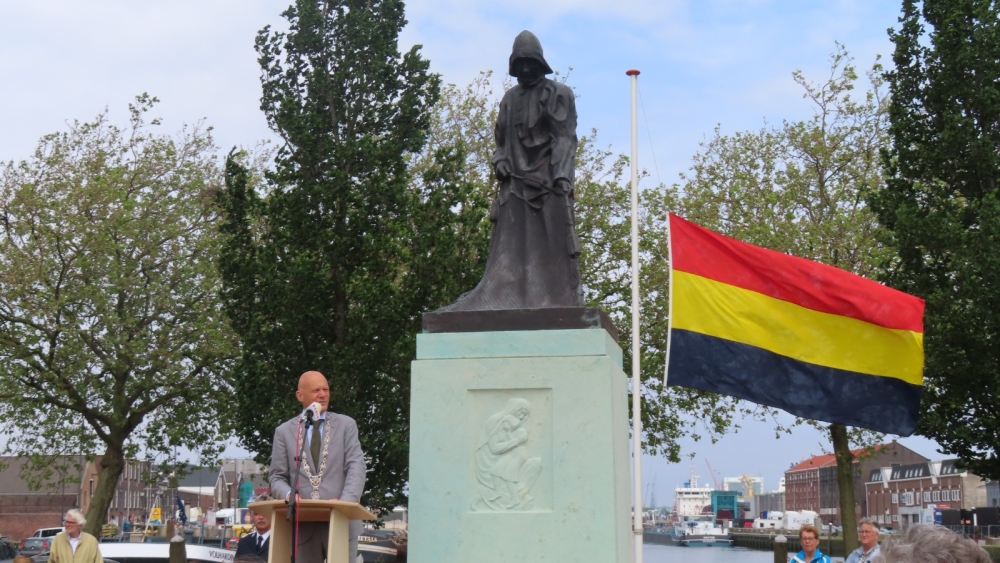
[508,30,554,80]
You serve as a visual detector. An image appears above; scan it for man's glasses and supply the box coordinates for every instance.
[63,520,77,524]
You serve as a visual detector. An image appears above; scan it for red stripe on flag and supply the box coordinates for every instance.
[669,213,924,333]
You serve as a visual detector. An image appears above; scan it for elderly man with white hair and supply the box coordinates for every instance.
[49,509,103,563]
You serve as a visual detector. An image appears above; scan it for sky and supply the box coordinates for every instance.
[0,0,948,503]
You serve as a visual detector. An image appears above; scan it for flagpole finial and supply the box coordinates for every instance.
[626,69,641,76]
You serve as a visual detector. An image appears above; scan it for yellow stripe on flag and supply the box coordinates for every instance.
[672,271,924,385]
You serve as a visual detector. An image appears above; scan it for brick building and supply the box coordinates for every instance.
[786,441,927,525]
[0,456,266,537]
[1,455,155,539]
[80,457,152,524]
[0,456,87,541]
[785,453,834,515]
[865,459,987,529]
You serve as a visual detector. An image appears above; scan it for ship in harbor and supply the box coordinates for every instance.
[675,519,734,547]
[673,466,714,520]
[645,466,733,546]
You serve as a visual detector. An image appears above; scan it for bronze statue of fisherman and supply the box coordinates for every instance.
[439,30,584,312]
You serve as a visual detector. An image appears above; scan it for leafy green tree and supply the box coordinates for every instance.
[407,71,498,275]
[0,95,236,535]
[873,0,1000,480]
[413,72,500,193]
[674,47,889,549]
[217,0,483,515]
[575,139,762,462]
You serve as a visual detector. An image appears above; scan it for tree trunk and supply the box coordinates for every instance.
[84,447,126,537]
[831,423,859,553]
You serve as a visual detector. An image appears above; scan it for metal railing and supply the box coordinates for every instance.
[941,525,1000,541]
[731,524,1000,538]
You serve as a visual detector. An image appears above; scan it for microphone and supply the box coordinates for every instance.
[304,402,321,422]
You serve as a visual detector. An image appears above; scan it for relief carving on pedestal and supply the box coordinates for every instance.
[472,398,543,511]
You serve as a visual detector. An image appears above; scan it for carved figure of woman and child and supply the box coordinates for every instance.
[474,398,542,511]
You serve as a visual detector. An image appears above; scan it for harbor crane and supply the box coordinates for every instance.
[704,458,722,489]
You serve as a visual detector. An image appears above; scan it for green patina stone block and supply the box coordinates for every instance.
[408,328,630,563]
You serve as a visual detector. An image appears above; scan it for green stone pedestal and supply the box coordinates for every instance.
[408,328,630,563]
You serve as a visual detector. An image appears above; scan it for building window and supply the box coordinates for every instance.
[923,491,931,503]
[951,490,960,501]
[892,515,899,522]
[892,493,899,504]
[933,490,940,502]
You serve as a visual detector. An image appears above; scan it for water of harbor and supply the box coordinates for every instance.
[644,542,774,562]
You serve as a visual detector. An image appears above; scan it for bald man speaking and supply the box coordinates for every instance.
[270,371,367,563]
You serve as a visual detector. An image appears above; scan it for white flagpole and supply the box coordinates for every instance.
[663,214,674,388]
[626,67,643,563]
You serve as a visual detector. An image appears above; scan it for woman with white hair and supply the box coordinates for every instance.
[874,524,990,563]
[49,509,103,563]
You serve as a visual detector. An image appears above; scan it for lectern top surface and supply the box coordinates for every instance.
[248,499,377,521]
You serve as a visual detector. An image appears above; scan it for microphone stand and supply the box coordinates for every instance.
[288,413,314,563]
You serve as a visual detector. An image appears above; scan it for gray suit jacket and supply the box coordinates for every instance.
[270,410,367,504]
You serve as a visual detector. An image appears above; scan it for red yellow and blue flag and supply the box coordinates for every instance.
[665,213,925,436]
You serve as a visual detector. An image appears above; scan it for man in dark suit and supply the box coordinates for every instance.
[235,495,272,561]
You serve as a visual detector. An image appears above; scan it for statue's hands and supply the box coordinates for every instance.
[556,178,573,196]
[513,428,528,444]
[495,160,512,180]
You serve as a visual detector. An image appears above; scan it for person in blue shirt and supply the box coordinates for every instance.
[791,524,831,563]
[846,518,880,563]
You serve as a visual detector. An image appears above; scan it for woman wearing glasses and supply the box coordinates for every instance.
[791,524,832,563]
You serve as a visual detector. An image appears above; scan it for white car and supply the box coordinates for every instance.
[29,528,64,539]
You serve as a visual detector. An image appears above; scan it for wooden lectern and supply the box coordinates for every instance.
[249,499,376,563]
